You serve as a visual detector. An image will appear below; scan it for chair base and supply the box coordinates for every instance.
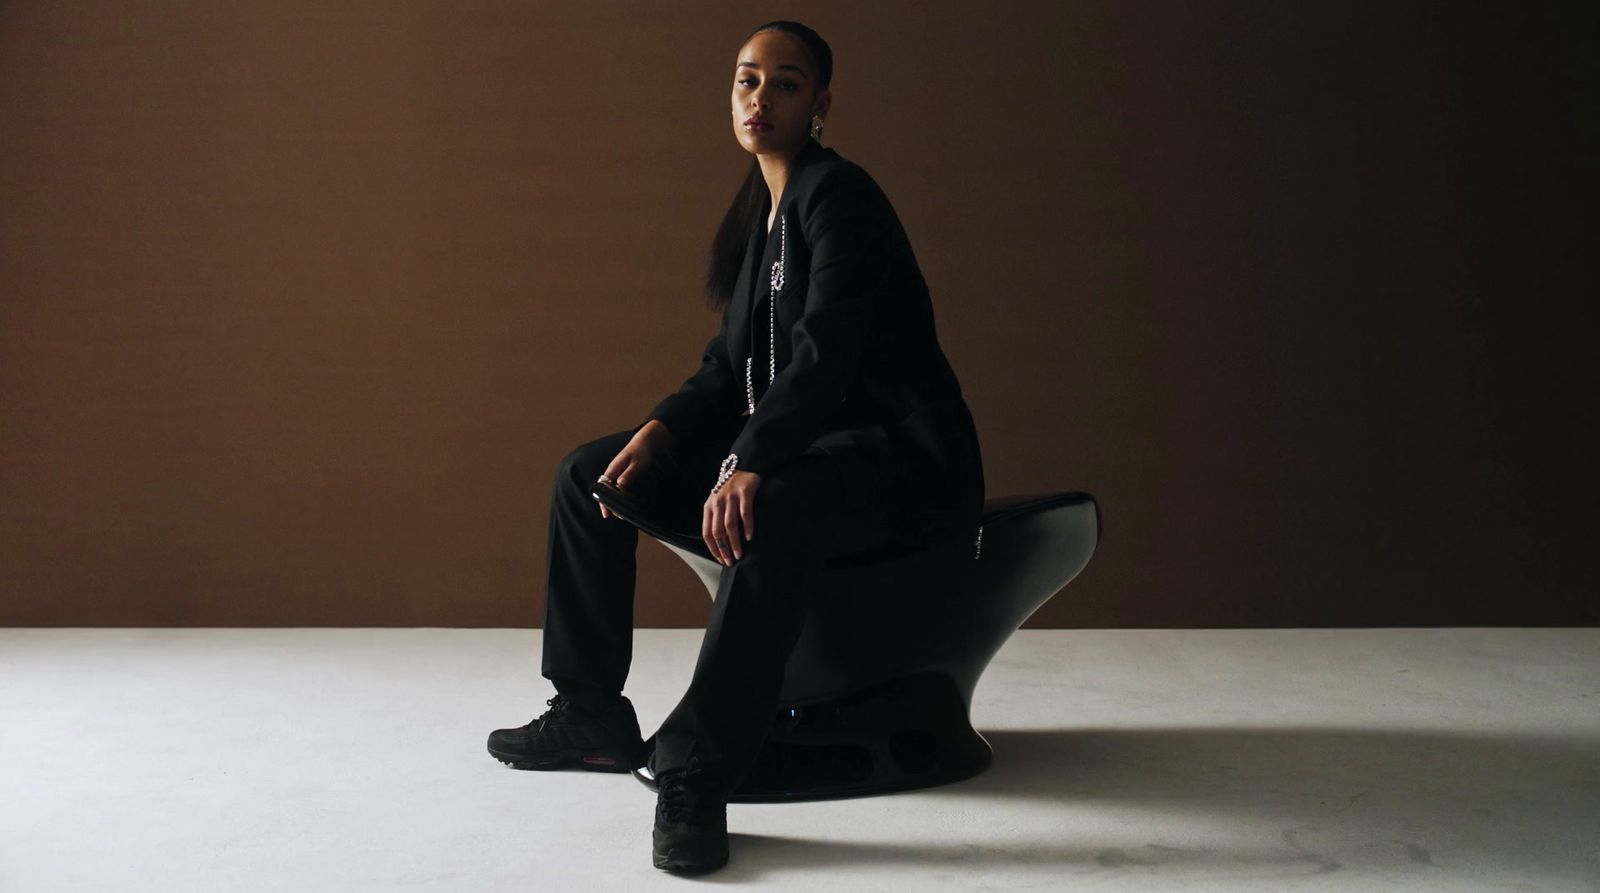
[634,671,992,802]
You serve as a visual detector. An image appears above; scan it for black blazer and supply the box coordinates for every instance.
[642,137,984,548]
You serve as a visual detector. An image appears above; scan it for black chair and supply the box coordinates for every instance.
[590,479,1102,802]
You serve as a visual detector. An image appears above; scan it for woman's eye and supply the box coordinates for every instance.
[736,78,799,91]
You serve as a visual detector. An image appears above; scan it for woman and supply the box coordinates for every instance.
[487,21,984,873]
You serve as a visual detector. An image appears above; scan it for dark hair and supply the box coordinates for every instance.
[703,21,833,312]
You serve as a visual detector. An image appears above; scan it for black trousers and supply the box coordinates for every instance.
[538,412,915,793]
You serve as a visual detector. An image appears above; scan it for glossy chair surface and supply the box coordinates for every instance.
[591,478,1101,802]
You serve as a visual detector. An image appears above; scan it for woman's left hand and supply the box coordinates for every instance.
[704,471,761,566]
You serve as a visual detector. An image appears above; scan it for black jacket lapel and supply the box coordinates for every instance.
[737,138,831,410]
[728,219,762,387]
[753,138,825,316]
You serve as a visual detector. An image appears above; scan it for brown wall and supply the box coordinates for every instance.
[2,3,1594,627]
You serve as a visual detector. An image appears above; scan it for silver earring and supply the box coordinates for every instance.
[810,115,824,140]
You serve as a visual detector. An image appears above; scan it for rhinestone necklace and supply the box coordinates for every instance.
[743,213,786,415]
[719,213,786,493]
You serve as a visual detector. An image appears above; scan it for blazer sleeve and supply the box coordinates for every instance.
[726,165,893,479]
[641,298,739,443]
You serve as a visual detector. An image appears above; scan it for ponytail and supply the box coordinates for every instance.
[703,156,766,311]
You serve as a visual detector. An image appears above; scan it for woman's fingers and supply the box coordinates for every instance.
[739,492,755,544]
[703,500,724,565]
[719,497,739,564]
[699,479,764,565]
[708,494,742,565]
[722,499,745,561]
[598,453,630,519]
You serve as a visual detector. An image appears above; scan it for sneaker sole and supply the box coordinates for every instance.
[653,826,729,872]
[653,848,729,873]
[488,742,645,773]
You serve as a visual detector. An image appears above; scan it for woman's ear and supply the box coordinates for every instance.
[813,88,831,121]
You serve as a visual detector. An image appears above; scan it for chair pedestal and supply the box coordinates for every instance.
[633,671,992,802]
[590,481,1101,802]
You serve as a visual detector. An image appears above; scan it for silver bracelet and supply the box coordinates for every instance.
[713,453,739,492]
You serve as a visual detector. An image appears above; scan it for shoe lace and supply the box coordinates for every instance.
[535,695,572,729]
[657,773,697,824]
[657,769,725,824]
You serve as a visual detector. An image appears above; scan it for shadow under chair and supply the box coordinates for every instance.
[589,477,1101,803]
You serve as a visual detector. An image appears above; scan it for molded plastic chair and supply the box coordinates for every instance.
[590,479,1101,802]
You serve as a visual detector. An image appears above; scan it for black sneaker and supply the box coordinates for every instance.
[486,694,646,772]
[652,768,730,873]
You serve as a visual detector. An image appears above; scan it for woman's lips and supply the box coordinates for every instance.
[744,121,772,132]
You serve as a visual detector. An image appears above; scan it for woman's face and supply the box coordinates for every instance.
[730,30,828,157]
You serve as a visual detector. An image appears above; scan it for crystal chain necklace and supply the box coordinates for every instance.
[718,214,786,493]
[742,213,786,415]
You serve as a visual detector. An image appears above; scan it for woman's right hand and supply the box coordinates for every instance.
[597,421,674,519]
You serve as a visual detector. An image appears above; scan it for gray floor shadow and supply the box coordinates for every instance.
[706,727,1600,884]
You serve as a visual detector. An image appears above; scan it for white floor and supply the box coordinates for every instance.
[1,628,1597,892]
